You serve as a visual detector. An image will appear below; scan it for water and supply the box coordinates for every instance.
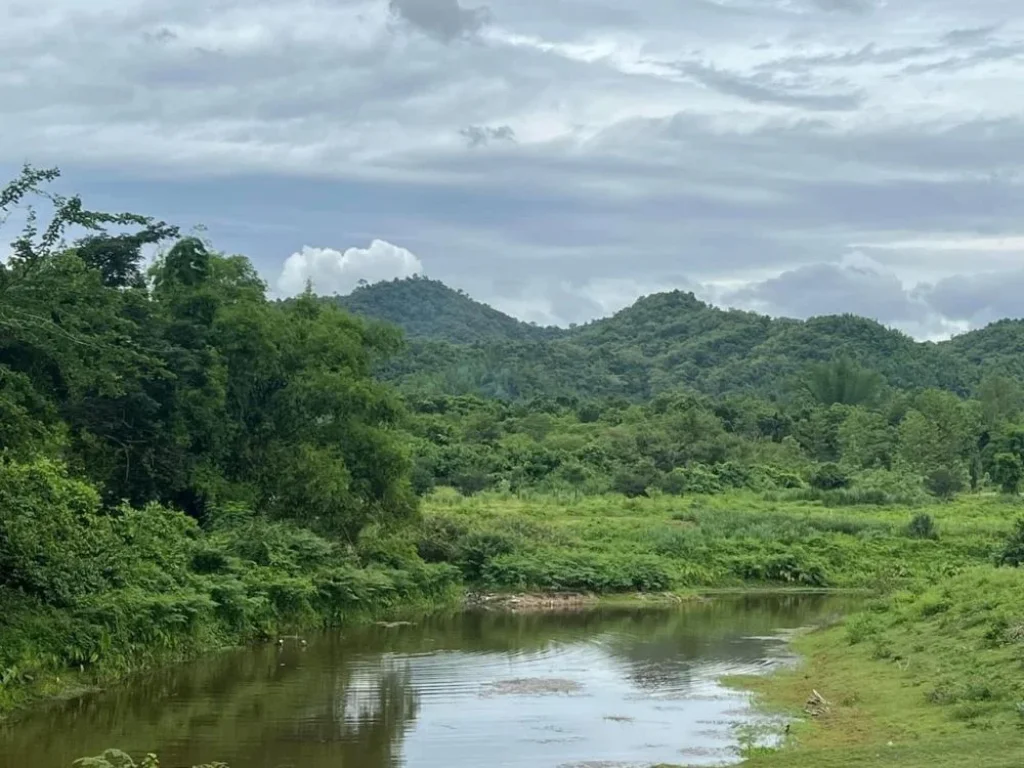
[0,594,857,768]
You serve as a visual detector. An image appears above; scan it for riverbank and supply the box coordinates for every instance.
[61,566,1024,767]
[723,566,1024,767]
[0,463,462,721]
[6,486,1021,733]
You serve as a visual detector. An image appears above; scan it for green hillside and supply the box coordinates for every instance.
[334,276,561,344]
[339,278,1007,401]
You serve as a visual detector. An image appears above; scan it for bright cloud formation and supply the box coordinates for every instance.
[276,240,424,297]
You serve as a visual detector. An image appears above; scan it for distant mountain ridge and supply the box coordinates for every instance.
[335,276,562,345]
[333,277,1024,401]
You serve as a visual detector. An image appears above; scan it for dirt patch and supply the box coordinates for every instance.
[465,592,599,612]
[482,678,585,697]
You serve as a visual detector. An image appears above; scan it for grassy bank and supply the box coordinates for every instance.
[722,567,1024,767]
[8,482,1022,732]
[417,489,1021,592]
[0,461,461,720]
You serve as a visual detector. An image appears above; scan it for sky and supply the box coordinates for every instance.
[3,0,1024,339]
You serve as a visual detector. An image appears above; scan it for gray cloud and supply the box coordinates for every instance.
[808,0,875,15]
[460,124,517,147]
[674,61,864,110]
[389,0,491,41]
[942,25,1001,45]
[921,269,1024,325]
[3,0,1024,337]
[726,258,927,325]
[899,41,1024,75]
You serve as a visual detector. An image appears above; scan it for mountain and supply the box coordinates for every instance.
[335,277,1013,401]
[334,276,561,345]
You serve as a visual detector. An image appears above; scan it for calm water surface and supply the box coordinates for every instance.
[0,594,857,768]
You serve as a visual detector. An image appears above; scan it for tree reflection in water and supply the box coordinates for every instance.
[0,594,858,768]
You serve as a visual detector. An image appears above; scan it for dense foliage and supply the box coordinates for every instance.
[0,166,457,714]
[335,276,560,345]
[344,276,1024,401]
[400,371,1024,505]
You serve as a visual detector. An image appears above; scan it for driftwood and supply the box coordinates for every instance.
[804,689,831,717]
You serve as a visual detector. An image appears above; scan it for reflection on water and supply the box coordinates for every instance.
[0,594,858,768]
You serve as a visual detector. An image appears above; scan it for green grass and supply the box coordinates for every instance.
[717,566,1024,767]
[419,488,1022,592]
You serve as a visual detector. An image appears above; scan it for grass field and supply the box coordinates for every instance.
[419,488,1023,592]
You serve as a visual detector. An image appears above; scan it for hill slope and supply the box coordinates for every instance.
[334,276,561,345]
[335,278,1011,401]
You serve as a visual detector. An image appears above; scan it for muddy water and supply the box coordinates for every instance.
[0,594,857,768]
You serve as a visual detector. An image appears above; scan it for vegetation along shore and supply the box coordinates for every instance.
[4,166,1024,765]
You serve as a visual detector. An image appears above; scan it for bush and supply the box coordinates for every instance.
[809,463,851,491]
[907,513,939,540]
[450,470,491,496]
[482,552,672,592]
[659,464,722,496]
[457,531,520,581]
[993,453,1023,495]
[996,518,1024,567]
[417,514,470,563]
[925,467,965,500]
[730,548,828,587]
[612,470,651,498]
[0,458,109,605]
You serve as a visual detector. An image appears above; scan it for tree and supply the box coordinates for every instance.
[978,373,1024,430]
[839,408,895,469]
[993,453,1023,495]
[802,357,884,407]
[924,468,965,500]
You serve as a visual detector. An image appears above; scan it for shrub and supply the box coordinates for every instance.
[730,548,828,587]
[417,514,470,563]
[809,463,851,491]
[993,453,1023,495]
[907,513,939,540]
[482,552,672,593]
[451,470,491,496]
[996,518,1024,568]
[659,464,722,496]
[845,613,882,645]
[457,531,520,581]
[925,467,966,500]
[612,470,651,498]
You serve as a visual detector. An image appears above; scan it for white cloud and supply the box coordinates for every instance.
[275,239,424,297]
[6,0,1024,337]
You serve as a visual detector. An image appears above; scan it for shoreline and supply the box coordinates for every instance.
[16,575,1024,768]
[1,586,855,724]
[717,570,1024,767]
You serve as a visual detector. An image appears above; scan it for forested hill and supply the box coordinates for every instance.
[338,277,1023,401]
[334,276,562,344]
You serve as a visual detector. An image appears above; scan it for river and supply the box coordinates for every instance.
[0,594,857,768]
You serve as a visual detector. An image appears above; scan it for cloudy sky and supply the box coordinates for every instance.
[3,0,1024,338]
